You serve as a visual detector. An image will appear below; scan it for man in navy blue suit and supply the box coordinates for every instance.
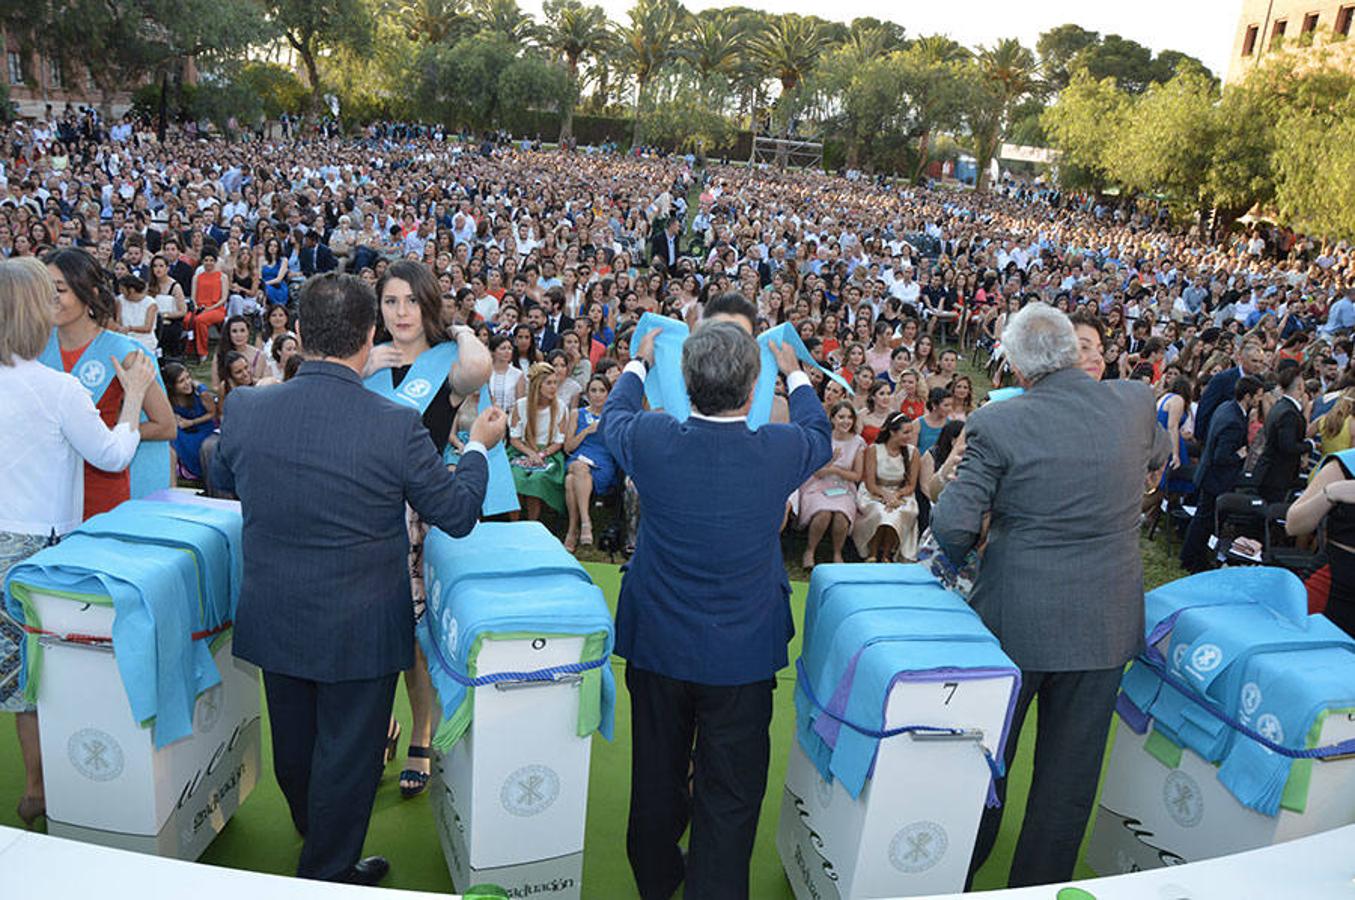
[1192,340,1265,456]
[1180,374,1266,572]
[213,273,506,885]
[604,322,832,899]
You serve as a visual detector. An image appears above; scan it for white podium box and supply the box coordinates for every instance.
[777,672,1017,899]
[429,633,592,900]
[1086,713,1355,875]
[33,588,260,860]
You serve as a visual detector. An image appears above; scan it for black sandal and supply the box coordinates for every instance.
[383,718,401,767]
[400,745,431,798]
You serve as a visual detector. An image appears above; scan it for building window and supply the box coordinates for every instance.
[6,51,22,85]
[1242,24,1259,55]
[1303,12,1320,34]
[1338,6,1354,38]
[1271,19,1288,49]
[48,56,62,89]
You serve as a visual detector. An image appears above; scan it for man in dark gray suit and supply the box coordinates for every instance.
[932,303,1170,888]
[213,273,506,885]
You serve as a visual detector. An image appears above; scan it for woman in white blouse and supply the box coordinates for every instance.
[0,257,156,829]
[486,333,524,409]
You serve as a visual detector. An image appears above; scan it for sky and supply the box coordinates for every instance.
[519,0,1243,81]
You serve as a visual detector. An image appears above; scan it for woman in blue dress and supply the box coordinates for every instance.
[1156,375,1194,493]
[261,238,290,307]
[163,361,218,480]
[563,375,617,551]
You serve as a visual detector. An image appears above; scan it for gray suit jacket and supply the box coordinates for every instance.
[932,368,1171,672]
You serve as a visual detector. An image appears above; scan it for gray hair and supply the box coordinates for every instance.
[1003,303,1079,382]
[683,321,761,415]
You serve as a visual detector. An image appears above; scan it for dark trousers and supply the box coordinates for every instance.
[625,664,774,900]
[262,670,399,881]
[1180,488,1219,573]
[967,667,1122,889]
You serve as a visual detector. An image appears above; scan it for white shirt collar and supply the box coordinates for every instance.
[689,411,747,423]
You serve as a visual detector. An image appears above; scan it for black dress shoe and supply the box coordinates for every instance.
[343,855,390,886]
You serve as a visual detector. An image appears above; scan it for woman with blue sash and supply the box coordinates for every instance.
[562,375,618,551]
[39,248,175,518]
[361,260,508,798]
[1284,449,1355,638]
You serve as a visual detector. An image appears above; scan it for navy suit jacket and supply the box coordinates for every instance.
[212,360,488,682]
[603,370,832,685]
[1193,365,1243,455]
[1195,399,1249,496]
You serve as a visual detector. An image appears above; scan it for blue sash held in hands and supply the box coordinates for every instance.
[629,313,852,427]
[38,328,171,499]
[363,341,518,516]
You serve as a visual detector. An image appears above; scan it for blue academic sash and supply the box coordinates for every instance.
[38,328,171,501]
[630,313,852,428]
[363,341,519,516]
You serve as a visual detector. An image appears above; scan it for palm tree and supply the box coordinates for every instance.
[748,13,831,135]
[906,35,971,182]
[470,0,538,45]
[681,11,743,83]
[542,0,613,143]
[967,38,1039,192]
[617,0,686,146]
[391,0,472,44]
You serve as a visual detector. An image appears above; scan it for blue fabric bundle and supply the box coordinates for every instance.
[1217,646,1355,815]
[418,522,616,749]
[4,534,219,747]
[78,500,241,628]
[795,564,1020,800]
[1117,567,1355,815]
[629,313,851,428]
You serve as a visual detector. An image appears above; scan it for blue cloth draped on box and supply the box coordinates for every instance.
[1216,646,1355,815]
[629,313,851,428]
[417,521,615,750]
[1118,566,1355,815]
[76,500,241,627]
[794,563,1020,800]
[4,533,221,747]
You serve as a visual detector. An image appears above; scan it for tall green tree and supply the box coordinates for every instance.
[967,38,1039,192]
[542,0,613,142]
[470,0,538,44]
[388,0,473,45]
[904,35,972,182]
[749,13,831,135]
[265,0,375,110]
[1036,23,1098,92]
[617,0,686,145]
[1104,69,1219,226]
[1041,70,1131,193]
[0,0,269,117]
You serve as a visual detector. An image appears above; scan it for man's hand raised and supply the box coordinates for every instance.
[470,407,507,449]
[771,340,800,376]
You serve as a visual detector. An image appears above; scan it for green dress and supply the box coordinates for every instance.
[509,397,567,512]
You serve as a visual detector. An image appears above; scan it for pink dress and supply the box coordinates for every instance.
[798,433,866,527]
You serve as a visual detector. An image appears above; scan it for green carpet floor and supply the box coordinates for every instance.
[0,563,1114,895]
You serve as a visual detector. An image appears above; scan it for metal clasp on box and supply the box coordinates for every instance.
[909,728,985,743]
[36,634,116,654]
[493,673,584,691]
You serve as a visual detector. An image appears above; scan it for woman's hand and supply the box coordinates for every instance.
[363,344,402,376]
[111,350,155,399]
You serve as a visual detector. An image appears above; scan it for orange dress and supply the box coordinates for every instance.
[61,338,130,518]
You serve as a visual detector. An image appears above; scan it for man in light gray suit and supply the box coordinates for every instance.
[932,303,1170,888]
